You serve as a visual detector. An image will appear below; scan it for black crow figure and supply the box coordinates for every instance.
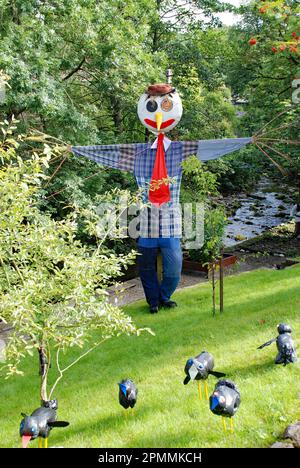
[258,323,297,365]
[20,399,69,448]
[118,379,138,409]
[209,379,241,432]
[183,351,226,400]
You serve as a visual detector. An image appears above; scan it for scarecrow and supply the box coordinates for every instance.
[70,82,254,313]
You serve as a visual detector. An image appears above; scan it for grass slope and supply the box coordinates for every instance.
[1,266,300,448]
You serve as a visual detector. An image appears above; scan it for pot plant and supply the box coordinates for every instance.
[183,205,237,275]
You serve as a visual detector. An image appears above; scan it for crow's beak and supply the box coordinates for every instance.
[21,435,31,448]
[155,112,163,131]
[210,396,220,411]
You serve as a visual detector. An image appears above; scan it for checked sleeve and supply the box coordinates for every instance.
[182,137,253,162]
[71,143,137,173]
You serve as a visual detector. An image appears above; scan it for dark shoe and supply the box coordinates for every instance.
[149,305,159,314]
[160,300,177,308]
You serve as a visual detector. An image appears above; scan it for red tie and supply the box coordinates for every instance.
[149,133,171,207]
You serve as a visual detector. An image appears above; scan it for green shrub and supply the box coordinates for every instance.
[181,155,227,264]
[0,120,151,401]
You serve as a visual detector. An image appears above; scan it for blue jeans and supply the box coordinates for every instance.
[137,238,182,307]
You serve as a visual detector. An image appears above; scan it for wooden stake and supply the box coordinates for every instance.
[253,106,296,137]
[259,122,298,137]
[259,142,292,162]
[219,250,224,314]
[256,138,300,145]
[157,252,163,283]
[254,142,287,176]
[212,264,216,316]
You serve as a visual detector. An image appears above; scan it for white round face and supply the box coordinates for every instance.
[137,91,183,134]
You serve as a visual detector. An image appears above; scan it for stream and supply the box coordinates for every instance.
[224,178,294,247]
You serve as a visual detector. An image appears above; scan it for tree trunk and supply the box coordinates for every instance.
[151,0,162,53]
[110,95,123,134]
[38,347,49,402]
[145,127,150,143]
[11,2,21,25]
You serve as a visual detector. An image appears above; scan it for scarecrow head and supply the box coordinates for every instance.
[137,83,183,134]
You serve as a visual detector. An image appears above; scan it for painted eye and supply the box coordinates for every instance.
[161,97,173,112]
[219,396,226,404]
[146,100,158,112]
[198,363,204,369]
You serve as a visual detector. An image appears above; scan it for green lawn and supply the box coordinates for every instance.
[1,265,300,448]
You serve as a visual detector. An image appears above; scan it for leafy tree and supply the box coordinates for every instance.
[0,120,151,401]
[225,0,300,192]
[0,0,245,224]
[0,1,165,236]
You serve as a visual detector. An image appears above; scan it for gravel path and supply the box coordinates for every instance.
[108,252,297,307]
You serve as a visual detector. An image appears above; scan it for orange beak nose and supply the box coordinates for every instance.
[155,112,163,131]
[22,435,31,448]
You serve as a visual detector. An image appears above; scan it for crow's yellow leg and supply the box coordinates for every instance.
[230,417,234,433]
[197,381,202,401]
[44,438,48,448]
[222,416,227,432]
[204,381,209,400]
[38,437,43,448]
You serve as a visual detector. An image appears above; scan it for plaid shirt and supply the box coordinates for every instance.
[71,138,251,238]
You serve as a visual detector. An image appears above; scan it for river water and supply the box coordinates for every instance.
[224,178,294,247]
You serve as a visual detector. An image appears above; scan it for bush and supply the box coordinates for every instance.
[0,120,151,401]
[181,155,227,264]
[206,149,262,194]
[186,207,227,264]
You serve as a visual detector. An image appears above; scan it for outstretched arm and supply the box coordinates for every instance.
[70,143,138,173]
[182,137,253,162]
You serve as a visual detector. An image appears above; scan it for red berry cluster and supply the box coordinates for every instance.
[259,7,267,14]
[272,32,299,54]
[249,38,257,46]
